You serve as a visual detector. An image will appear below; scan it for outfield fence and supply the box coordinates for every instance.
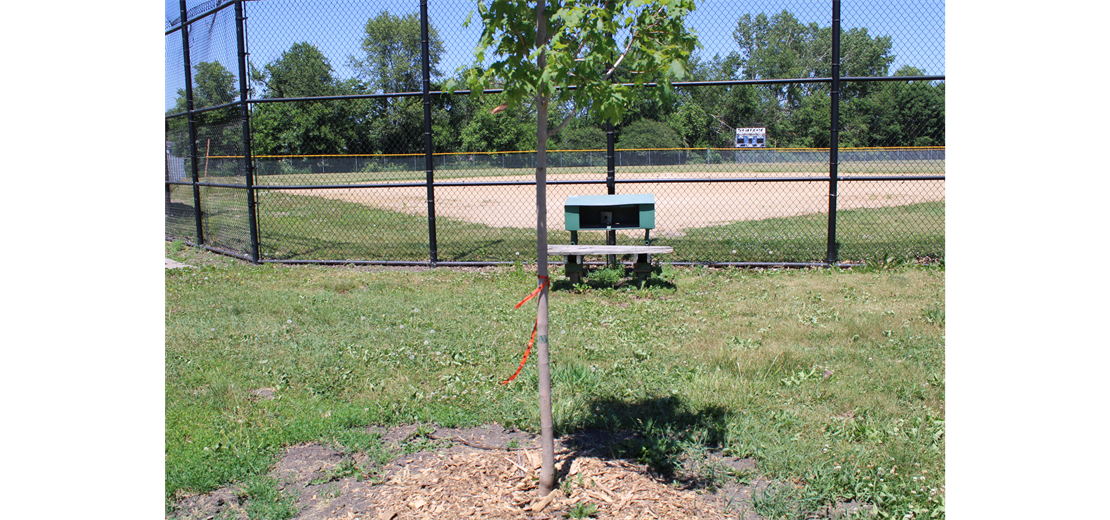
[165,0,945,266]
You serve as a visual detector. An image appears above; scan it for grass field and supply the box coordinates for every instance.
[165,246,945,518]
[167,185,943,264]
[173,148,943,263]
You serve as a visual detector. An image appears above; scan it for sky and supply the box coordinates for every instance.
[166,0,944,111]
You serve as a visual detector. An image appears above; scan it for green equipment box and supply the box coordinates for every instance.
[564,194,655,231]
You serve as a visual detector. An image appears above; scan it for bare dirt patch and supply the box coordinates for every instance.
[169,423,869,520]
[289,171,944,236]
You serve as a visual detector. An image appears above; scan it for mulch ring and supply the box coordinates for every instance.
[169,424,870,520]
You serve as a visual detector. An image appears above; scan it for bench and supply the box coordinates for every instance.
[549,244,674,284]
[564,193,656,246]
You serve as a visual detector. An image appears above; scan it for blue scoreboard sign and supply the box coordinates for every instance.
[735,127,766,148]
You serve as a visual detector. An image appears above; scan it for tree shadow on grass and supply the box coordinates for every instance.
[445,239,505,262]
[555,394,731,488]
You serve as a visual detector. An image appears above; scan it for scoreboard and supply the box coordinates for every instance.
[735,127,766,148]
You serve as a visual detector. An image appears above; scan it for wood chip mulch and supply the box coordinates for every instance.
[354,448,740,520]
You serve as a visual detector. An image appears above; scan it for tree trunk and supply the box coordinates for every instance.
[534,0,556,498]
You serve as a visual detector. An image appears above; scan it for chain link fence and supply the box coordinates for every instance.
[166,0,944,265]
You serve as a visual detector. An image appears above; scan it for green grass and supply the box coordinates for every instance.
[169,161,944,263]
[166,185,254,256]
[169,153,943,263]
[166,249,944,518]
[254,191,546,261]
[677,201,945,263]
[198,191,944,263]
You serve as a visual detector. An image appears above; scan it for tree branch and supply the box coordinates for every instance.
[547,111,576,139]
[602,28,638,81]
[601,4,669,80]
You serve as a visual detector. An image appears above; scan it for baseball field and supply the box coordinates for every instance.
[274,164,945,237]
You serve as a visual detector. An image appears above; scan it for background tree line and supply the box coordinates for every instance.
[167,10,944,161]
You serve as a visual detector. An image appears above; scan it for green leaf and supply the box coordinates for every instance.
[666,60,682,78]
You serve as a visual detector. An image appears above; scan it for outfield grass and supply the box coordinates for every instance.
[245,191,944,263]
[676,201,945,263]
[165,249,945,518]
[169,165,944,264]
[250,159,945,186]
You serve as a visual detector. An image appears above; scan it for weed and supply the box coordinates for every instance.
[727,336,762,351]
[922,306,945,326]
[308,457,361,485]
[780,367,819,387]
[563,501,599,518]
[400,424,448,454]
[585,266,625,288]
[238,475,298,520]
[860,250,910,272]
[751,483,800,519]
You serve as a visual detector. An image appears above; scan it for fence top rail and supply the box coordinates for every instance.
[165,0,235,35]
[230,175,945,191]
[204,146,944,160]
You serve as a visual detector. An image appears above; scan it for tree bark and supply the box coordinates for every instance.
[534,0,556,497]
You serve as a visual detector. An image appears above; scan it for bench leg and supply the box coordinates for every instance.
[633,253,652,284]
[564,255,583,285]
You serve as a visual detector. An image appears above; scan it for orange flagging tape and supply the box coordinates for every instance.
[501,275,550,385]
[514,275,550,309]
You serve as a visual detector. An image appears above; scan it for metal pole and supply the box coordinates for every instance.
[421,0,438,265]
[826,0,841,265]
[605,32,617,258]
[606,123,615,189]
[165,121,171,208]
[179,0,205,246]
[235,0,260,263]
[606,118,617,260]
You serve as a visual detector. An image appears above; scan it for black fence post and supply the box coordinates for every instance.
[606,38,617,257]
[606,121,615,190]
[421,0,438,266]
[606,118,617,255]
[235,0,260,263]
[179,0,205,246]
[826,0,841,265]
[165,120,172,208]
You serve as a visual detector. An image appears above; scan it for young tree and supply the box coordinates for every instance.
[450,0,697,496]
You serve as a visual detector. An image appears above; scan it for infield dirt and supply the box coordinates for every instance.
[287,171,943,236]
